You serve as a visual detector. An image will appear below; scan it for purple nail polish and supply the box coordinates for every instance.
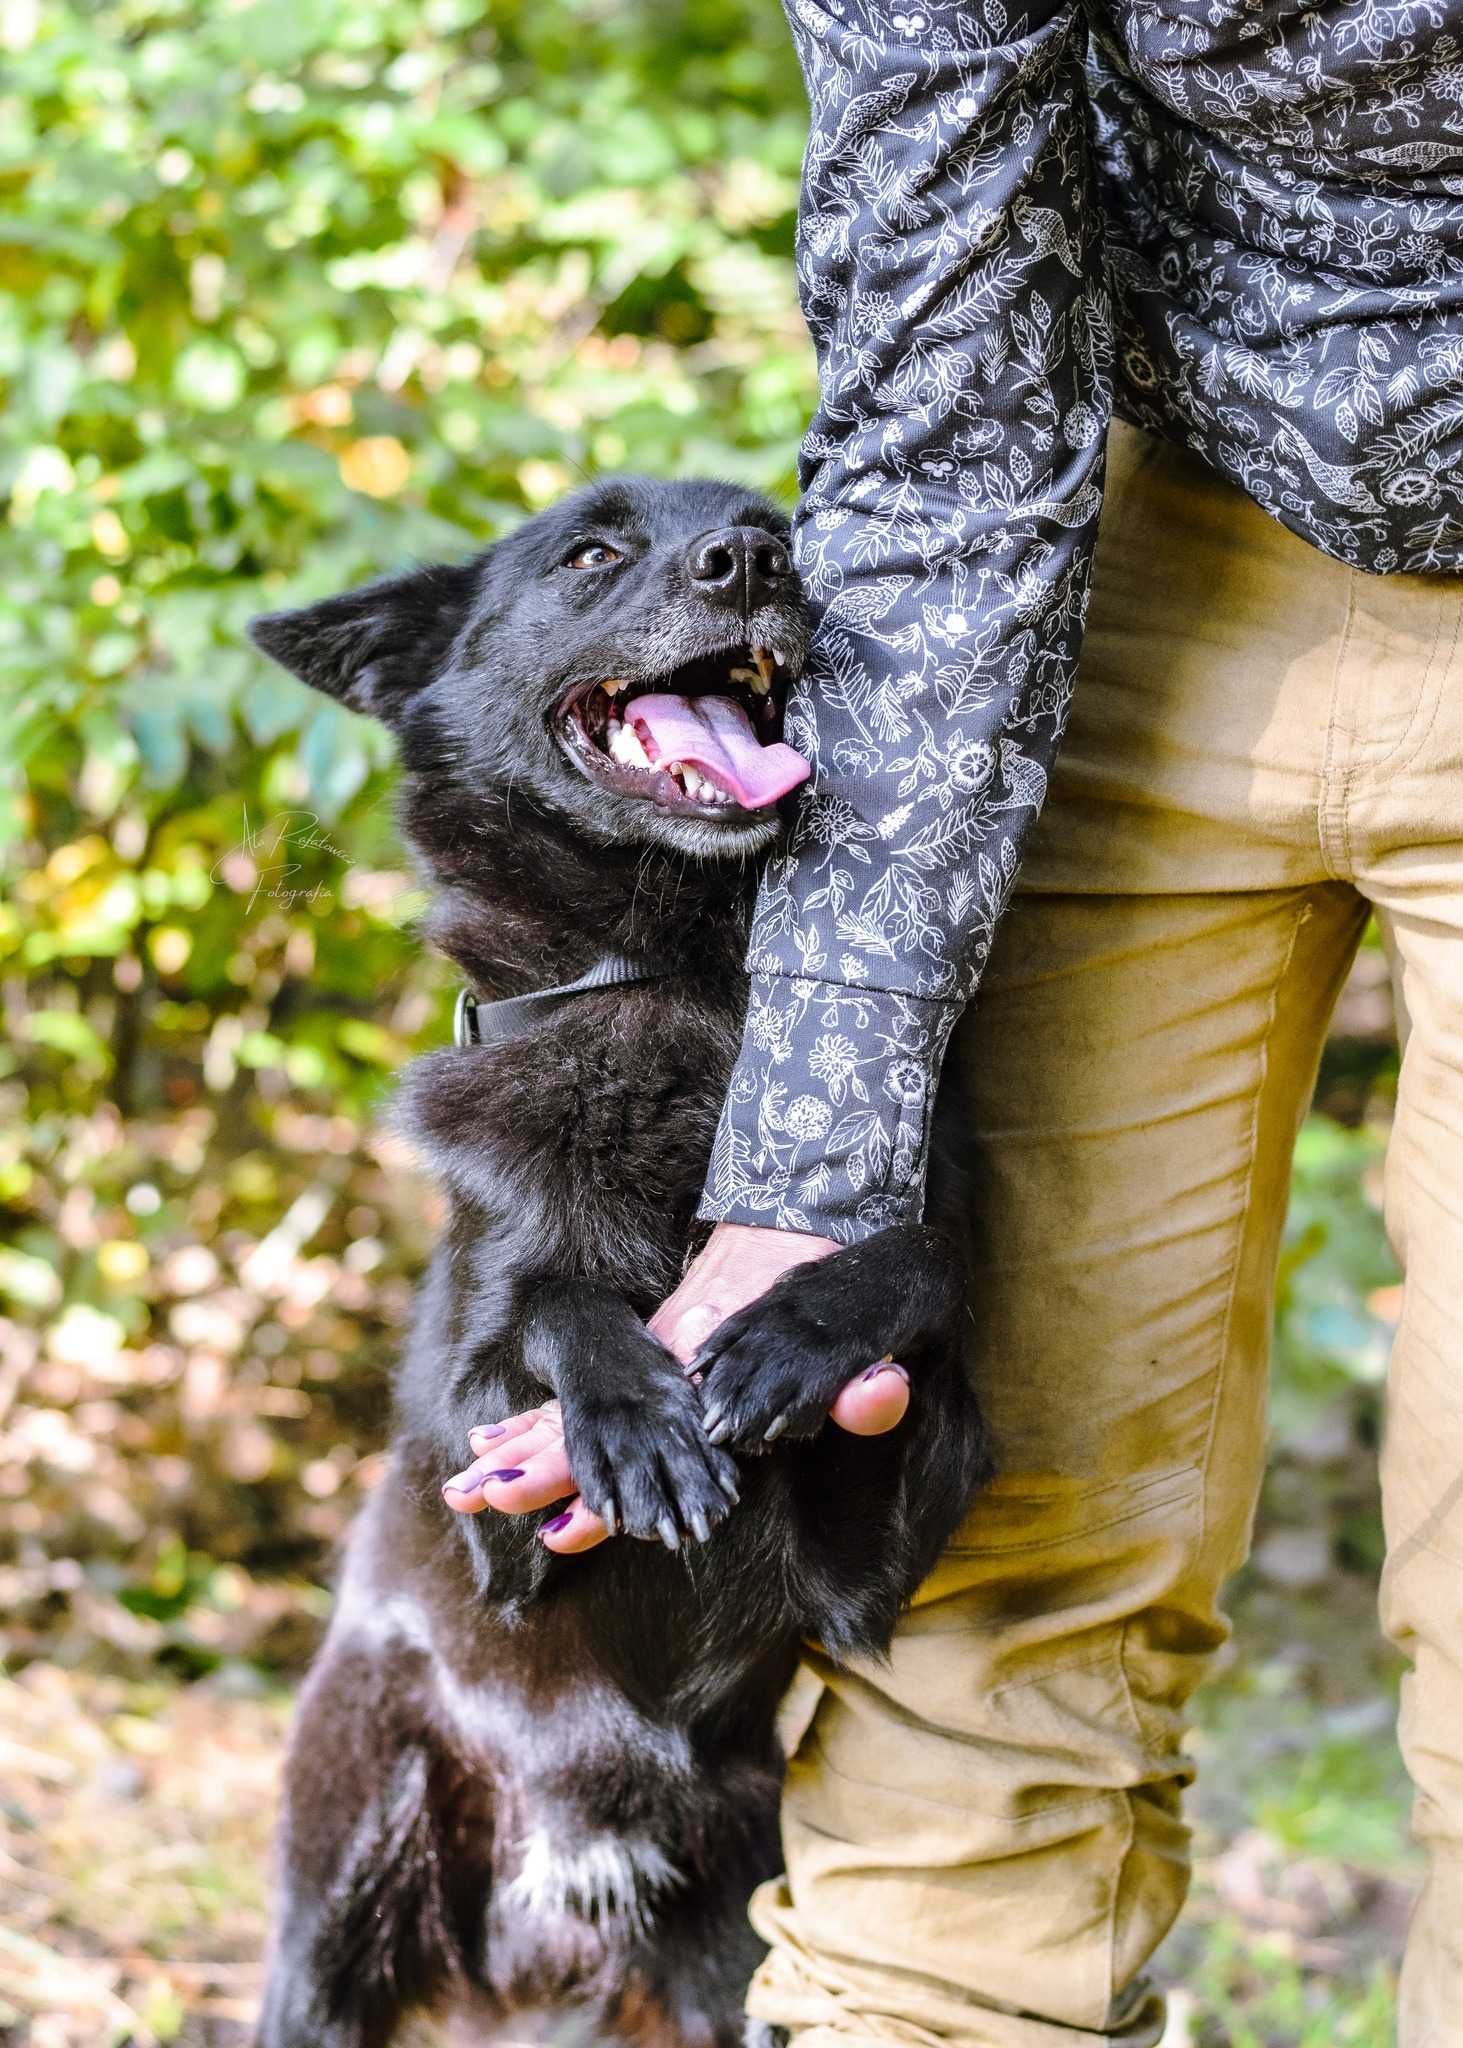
[862,1361,909,1383]
[473,1423,508,1441]
[486,1467,524,1483]
[541,1510,573,1533]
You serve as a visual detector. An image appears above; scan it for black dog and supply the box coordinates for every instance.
[248,478,989,2048]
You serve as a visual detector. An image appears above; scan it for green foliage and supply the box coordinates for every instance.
[3,0,811,834]
[1,0,811,1680]
[1260,1734,1411,1868]
[1186,1926,1397,2048]
[1274,1118,1398,1443]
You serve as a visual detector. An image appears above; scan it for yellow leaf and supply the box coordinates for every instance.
[339,435,410,497]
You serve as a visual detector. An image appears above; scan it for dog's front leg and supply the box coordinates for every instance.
[519,1280,741,1548]
[688,1226,991,1660]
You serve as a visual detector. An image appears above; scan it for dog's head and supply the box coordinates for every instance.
[249,477,811,870]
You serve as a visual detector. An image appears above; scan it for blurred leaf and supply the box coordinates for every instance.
[24,1008,114,1075]
[300,703,372,817]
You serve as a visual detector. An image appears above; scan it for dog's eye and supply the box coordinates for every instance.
[564,542,623,571]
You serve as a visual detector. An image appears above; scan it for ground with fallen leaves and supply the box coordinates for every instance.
[0,1530,1418,2048]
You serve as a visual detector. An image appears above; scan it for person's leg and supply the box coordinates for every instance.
[745,424,1375,2047]
[1349,580,1463,2047]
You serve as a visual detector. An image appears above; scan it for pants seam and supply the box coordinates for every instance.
[1106,899,1309,2021]
[1193,894,1310,1559]
[1105,1615,1143,2022]
[1376,588,1458,793]
[1318,570,1358,881]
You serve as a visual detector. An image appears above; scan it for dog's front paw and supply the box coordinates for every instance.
[561,1374,740,1550]
[695,1291,868,1451]
[694,1227,963,1453]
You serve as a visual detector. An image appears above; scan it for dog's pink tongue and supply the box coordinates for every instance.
[627,693,810,809]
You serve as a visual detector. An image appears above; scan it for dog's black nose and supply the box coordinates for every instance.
[686,527,793,612]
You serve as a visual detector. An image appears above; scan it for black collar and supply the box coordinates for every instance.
[453,953,665,1049]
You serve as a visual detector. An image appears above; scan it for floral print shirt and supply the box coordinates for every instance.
[699,0,1463,1241]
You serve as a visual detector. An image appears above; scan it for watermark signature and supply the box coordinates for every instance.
[213,806,355,912]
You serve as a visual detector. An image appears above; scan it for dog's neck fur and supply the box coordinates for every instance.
[402,780,757,1002]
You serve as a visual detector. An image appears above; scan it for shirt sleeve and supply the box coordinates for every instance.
[699,0,1112,1241]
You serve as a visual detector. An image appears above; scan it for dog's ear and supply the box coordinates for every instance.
[248,558,480,723]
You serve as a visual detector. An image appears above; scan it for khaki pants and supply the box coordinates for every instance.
[748,423,1463,2048]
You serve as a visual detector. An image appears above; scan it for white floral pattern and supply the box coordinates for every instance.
[700,0,1463,1241]
[1090,0,1463,573]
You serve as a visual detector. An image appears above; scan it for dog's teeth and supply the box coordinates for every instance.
[772,647,785,668]
[729,666,759,685]
[682,767,703,799]
[608,722,651,770]
[601,678,627,696]
[752,646,775,689]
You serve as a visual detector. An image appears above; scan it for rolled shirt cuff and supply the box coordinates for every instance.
[697,974,959,1243]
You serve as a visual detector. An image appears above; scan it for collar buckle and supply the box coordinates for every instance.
[452,987,481,1049]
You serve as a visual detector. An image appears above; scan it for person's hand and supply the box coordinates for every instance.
[647,1224,910,1435]
[442,1223,912,1553]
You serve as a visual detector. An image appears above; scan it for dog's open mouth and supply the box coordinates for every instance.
[556,645,811,817]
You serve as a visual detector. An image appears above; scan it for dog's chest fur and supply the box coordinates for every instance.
[398,967,746,1306]
[329,1486,786,2003]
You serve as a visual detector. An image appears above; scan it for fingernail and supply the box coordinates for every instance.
[862,1361,909,1383]
[444,1469,479,1494]
[485,1467,524,1483]
[541,1510,573,1534]
[471,1424,507,1444]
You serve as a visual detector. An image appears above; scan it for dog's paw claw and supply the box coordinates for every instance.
[564,1391,737,1549]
